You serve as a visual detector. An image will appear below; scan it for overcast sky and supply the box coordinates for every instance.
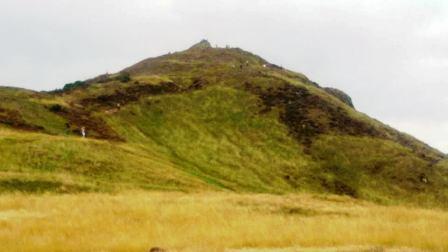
[0,0,446,152]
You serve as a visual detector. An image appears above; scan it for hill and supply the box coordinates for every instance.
[0,40,447,207]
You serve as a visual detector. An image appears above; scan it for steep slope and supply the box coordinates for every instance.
[0,40,446,206]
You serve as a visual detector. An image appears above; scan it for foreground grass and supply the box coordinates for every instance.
[0,192,447,251]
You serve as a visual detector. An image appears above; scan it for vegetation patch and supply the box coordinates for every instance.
[62,80,87,92]
[246,82,382,146]
[0,107,44,132]
[0,178,91,193]
[49,106,122,140]
[79,81,182,109]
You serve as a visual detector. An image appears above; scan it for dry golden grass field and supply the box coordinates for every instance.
[0,192,447,252]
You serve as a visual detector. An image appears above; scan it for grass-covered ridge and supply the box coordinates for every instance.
[0,41,446,207]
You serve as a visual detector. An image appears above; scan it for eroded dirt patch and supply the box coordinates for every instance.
[0,107,44,132]
[80,81,181,109]
[79,79,207,109]
[51,106,122,141]
[49,80,207,140]
[245,82,383,146]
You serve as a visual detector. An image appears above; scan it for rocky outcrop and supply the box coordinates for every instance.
[324,87,354,108]
[188,39,212,50]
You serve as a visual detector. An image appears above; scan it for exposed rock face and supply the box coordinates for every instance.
[324,87,355,108]
[188,39,212,50]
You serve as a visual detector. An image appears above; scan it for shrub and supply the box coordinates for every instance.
[62,80,86,91]
[116,72,131,83]
[48,104,64,113]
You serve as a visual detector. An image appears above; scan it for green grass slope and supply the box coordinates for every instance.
[0,128,209,193]
[0,40,446,207]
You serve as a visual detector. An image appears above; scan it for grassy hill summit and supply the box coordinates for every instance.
[0,40,447,207]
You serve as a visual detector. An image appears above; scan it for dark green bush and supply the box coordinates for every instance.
[116,72,131,83]
[62,80,86,91]
[48,104,64,113]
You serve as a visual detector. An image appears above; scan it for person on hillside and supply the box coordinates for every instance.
[81,127,86,138]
